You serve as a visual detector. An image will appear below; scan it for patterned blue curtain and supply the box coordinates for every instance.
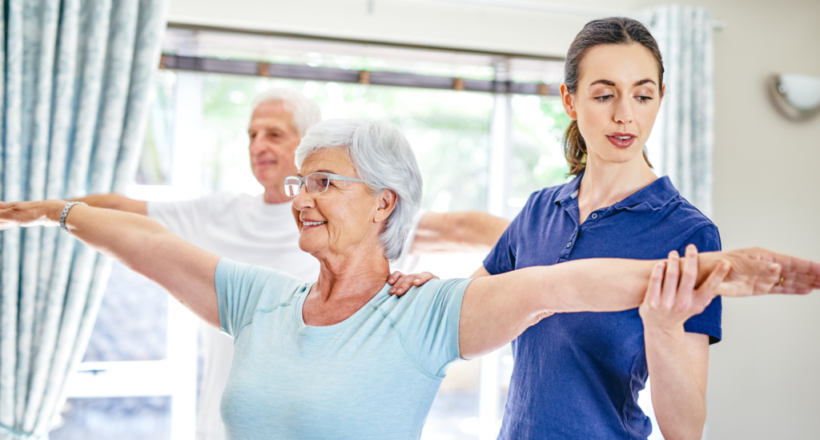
[640,5,716,217]
[0,1,166,438]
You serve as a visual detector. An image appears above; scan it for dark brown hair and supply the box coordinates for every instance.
[562,17,663,176]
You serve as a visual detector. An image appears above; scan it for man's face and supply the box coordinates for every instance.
[247,100,302,192]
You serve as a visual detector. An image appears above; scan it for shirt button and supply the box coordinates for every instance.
[566,242,572,248]
[591,213,598,219]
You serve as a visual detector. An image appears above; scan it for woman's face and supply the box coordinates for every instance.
[291,147,394,260]
[562,43,664,168]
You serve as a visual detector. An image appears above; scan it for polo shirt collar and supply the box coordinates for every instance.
[612,175,678,210]
[554,171,679,211]
[555,173,583,206]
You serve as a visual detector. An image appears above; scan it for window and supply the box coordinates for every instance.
[60,27,588,440]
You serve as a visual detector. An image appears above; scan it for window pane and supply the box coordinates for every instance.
[509,95,573,213]
[82,261,168,362]
[50,397,171,440]
[136,71,177,186]
[199,74,493,212]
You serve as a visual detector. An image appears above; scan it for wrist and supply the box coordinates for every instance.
[46,200,69,222]
[696,253,721,287]
[643,322,686,340]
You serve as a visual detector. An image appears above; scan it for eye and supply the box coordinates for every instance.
[595,95,613,102]
[636,96,653,103]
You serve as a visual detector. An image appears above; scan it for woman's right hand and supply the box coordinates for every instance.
[703,247,820,297]
[0,200,64,230]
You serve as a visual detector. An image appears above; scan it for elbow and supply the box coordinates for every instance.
[658,417,706,440]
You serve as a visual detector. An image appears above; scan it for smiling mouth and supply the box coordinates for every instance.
[302,221,327,227]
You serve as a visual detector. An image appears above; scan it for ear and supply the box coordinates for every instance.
[560,84,578,120]
[373,189,398,224]
[660,83,666,101]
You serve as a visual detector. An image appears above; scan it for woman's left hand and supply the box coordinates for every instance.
[388,271,439,296]
[639,244,731,331]
[0,200,63,230]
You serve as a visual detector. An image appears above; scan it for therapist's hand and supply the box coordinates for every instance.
[388,271,439,296]
[640,245,731,330]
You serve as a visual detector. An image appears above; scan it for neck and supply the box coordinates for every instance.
[313,244,392,303]
[263,185,290,204]
[578,154,657,212]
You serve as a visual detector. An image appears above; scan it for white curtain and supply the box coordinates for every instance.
[640,5,716,216]
[0,1,166,438]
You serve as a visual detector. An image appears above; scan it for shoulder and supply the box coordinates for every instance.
[216,258,309,304]
[376,278,472,319]
[662,196,721,252]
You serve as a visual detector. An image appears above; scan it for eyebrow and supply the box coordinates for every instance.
[296,169,336,177]
[589,78,658,87]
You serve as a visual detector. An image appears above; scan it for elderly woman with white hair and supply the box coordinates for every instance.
[1,119,818,439]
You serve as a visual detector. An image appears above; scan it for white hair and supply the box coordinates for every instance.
[295,119,422,261]
[251,88,323,137]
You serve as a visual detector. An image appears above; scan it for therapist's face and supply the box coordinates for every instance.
[561,43,664,168]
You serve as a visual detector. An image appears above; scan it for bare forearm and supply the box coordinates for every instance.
[73,193,147,215]
[411,211,509,254]
[540,256,720,313]
[45,200,219,324]
[460,256,716,358]
[645,329,707,440]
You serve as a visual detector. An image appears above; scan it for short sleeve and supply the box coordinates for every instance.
[679,224,723,344]
[214,258,306,338]
[484,193,536,275]
[147,193,232,241]
[390,278,473,378]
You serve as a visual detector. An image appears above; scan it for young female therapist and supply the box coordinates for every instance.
[477,17,724,439]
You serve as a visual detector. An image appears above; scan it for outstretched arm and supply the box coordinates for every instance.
[409,211,509,254]
[458,248,820,359]
[0,200,220,327]
[73,193,148,215]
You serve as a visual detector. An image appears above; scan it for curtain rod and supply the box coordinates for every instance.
[159,54,562,97]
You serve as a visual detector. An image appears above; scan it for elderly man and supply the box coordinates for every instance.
[76,88,509,440]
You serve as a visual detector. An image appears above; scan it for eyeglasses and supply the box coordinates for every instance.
[283,172,366,197]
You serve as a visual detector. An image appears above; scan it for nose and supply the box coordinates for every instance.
[291,185,315,212]
[249,134,268,156]
[613,96,634,125]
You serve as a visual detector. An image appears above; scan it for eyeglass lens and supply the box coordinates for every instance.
[283,173,331,197]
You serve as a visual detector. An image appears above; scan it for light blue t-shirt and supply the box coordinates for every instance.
[214,258,471,440]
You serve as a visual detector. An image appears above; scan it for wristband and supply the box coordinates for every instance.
[59,202,87,235]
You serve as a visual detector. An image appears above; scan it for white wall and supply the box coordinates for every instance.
[632,1,820,438]
[168,0,646,57]
[169,0,820,438]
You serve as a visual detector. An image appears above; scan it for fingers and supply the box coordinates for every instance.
[661,250,680,309]
[387,271,404,286]
[643,261,666,308]
[675,245,699,311]
[694,259,731,309]
[389,271,439,296]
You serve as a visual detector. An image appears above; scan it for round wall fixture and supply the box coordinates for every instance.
[768,73,820,121]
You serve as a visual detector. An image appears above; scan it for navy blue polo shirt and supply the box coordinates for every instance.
[484,174,722,440]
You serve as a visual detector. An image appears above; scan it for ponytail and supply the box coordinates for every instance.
[563,120,587,176]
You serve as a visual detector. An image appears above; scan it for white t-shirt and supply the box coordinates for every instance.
[147,193,421,440]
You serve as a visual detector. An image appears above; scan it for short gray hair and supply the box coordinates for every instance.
[295,119,422,261]
[251,88,323,137]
